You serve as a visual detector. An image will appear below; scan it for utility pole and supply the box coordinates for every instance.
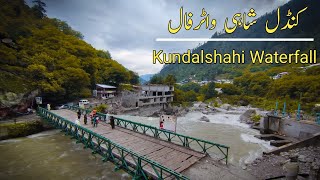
[274,101,278,116]
[282,101,286,117]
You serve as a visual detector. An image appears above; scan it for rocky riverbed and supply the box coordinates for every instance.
[246,146,320,179]
[121,102,266,119]
[112,101,320,179]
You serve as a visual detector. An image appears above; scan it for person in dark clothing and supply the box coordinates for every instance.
[77,110,81,120]
[93,115,99,127]
[83,113,87,125]
[110,116,115,129]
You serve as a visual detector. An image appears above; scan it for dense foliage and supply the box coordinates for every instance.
[171,81,217,104]
[156,0,320,113]
[159,0,320,81]
[0,0,139,104]
[149,75,216,104]
[218,65,320,113]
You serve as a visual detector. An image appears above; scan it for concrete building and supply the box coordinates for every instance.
[272,72,289,80]
[214,79,233,84]
[94,84,117,99]
[139,85,174,107]
[121,84,174,108]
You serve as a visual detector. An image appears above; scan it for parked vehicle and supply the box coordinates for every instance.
[79,99,89,105]
[57,104,68,109]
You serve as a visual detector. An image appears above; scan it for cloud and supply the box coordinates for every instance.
[27,0,290,75]
[111,48,163,75]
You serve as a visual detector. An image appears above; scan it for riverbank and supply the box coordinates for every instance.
[0,114,53,140]
[121,101,267,119]
[246,145,320,179]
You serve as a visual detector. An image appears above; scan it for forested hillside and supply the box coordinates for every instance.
[0,0,138,116]
[157,0,320,113]
[159,0,320,80]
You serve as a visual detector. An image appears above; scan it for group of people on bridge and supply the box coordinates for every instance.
[76,109,115,129]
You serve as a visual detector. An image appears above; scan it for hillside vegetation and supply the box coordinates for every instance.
[158,0,320,113]
[0,0,138,106]
[159,0,319,81]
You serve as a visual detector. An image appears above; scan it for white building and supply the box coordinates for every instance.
[214,79,233,84]
[94,84,117,99]
[272,72,289,80]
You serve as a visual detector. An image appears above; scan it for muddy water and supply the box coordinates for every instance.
[0,108,274,179]
[0,130,130,180]
[117,109,275,167]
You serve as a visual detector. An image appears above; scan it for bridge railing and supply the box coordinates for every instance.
[114,116,229,164]
[37,107,188,180]
[66,105,109,122]
[66,105,229,164]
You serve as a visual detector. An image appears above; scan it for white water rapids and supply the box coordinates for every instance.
[117,106,275,167]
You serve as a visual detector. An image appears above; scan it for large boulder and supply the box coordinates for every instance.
[199,103,207,108]
[240,109,256,123]
[0,90,39,120]
[199,116,210,122]
[220,104,232,110]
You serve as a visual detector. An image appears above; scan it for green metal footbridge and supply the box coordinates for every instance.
[37,106,229,180]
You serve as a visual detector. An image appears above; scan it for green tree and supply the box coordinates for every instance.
[149,75,163,84]
[97,50,111,59]
[164,74,176,85]
[180,82,201,93]
[204,82,216,100]
[185,90,197,102]
[51,18,84,39]
[32,0,46,18]
[0,0,135,105]
[128,70,139,85]
[221,84,241,95]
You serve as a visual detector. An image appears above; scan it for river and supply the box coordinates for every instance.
[0,130,130,180]
[117,108,275,166]
[0,108,275,179]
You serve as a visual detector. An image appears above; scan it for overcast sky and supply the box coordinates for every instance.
[27,0,290,75]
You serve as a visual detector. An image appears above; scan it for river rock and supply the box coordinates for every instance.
[199,116,210,122]
[0,90,39,120]
[220,104,232,110]
[202,110,208,115]
[198,103,207,108]
[240,109,256,123]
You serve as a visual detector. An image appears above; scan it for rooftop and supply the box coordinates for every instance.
[96,84,116,89]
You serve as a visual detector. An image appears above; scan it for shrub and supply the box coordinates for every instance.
[251,114,261,123]
[94,104,108,113]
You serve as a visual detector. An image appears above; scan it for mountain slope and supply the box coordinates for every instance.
[0,0,136,117]
[159,0,320,81]
[140,74,154,82]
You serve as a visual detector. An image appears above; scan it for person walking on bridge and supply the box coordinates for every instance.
[90,110,97,125]
[110,116,115,129]
[93,115,99,127]
[77,110,81,120]
[83,113,87,125]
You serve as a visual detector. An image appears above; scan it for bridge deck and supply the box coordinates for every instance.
[53,109,205,174]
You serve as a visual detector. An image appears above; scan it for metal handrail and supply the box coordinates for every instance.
[37,107,189,180]
[66,105,229,164]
